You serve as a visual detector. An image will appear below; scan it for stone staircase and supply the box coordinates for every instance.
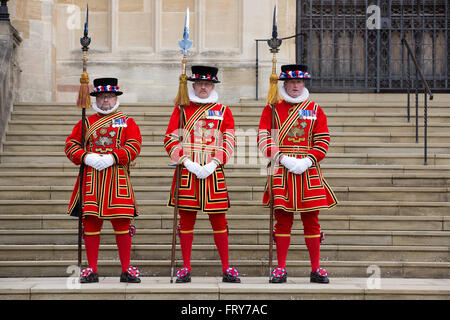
[0,94,449,299]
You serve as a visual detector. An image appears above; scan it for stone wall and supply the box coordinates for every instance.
[8,0,298,104]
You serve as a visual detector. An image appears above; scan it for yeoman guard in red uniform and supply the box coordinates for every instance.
[65,78,142,283]
[164,66,240,283]
[258,65,338,284]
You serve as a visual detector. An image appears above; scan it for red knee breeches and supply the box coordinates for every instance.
[83,215,131,235]
[178,210,228,233]
[273,209,320,236]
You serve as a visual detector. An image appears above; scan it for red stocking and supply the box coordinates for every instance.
[82,215,103,273]
[179,232,194,271]
[111,218,132,273]
[84,234,100,273]
[115,233,131,273]
[209,213,229,273]
[213,231,229,273]
[178,210,197,272]
[305,236,321,272]
[274,235,291,268]
[301,211,321,272]
[274,209,293,268]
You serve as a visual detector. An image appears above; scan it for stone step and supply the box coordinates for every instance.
[0,199,448,216]
[332,132,450,144]
[11,110,450,124]
[1,162,449,175]
[0,243,447,262]
[0,151,446,165]
[0,185,447,202]
[3,140,450,154]
[0,214,447,232]
[2,276,450,301]
[1,171,449,188]
[12,98,450,112]
[6,130,450,144]
[3,97,449,286]
[1,261,449,280]
[6,119,450,133]
[1,228,447,247]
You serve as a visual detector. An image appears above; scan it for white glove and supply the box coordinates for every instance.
[280,155,297,171]
[183,159,203,177]
[291,157,313,175]
[84,153,104,171]
[96,154,115,171]
[197,161,218,179]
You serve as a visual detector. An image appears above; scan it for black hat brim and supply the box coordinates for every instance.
[188,77,220,83]
[278,77,311,81]
[90,91,123,97]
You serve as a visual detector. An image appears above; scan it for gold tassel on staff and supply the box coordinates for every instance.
[266,53,282,105]
[174,7,192,107]
[77,4,91,110]
[173,55,190,107]
[77,71,91,109]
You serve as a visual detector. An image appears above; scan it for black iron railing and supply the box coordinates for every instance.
[295,0,449,92]
[401,37,433,165]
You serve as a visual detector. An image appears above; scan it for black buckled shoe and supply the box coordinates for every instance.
[80,268,99,283]
[176,267,191,283]
[310,267,329,284]
[270,267,287,283]
[222,267,241,283]
[120,266,141,283]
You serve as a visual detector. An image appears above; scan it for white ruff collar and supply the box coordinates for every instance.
[91,101,120,115]
[189,88,219,104]
[279,85,310,104]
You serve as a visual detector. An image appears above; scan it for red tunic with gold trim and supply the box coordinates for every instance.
[164,102,235,214]
[257,99,338,212]
[65,111,142,219]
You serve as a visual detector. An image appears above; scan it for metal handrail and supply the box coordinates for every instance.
[401,38,433,165]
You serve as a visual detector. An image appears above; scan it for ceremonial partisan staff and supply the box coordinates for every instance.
[170,7,192,283]
[76,4,91,270]
[266,5,282,283]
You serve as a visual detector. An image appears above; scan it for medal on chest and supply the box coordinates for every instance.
[299,109,317,120]
[112,117,127,128]
[204,110,223,120]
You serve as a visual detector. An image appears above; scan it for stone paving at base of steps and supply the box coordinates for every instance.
[0,277,449,300]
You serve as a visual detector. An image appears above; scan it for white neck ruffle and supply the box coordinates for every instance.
[189,87,219,104]
[279,85,310,104]
[91,101,120,115]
